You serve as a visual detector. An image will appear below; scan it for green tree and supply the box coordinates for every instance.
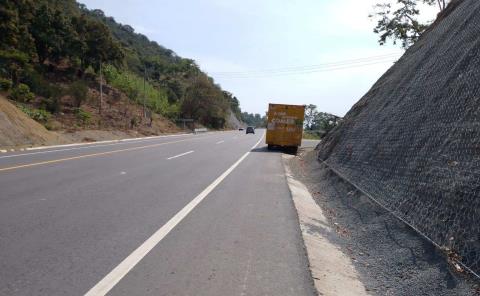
[0,1,21,49]
[69,80,88,107]
[181,75,229,128]
[223,91,241,120]
[370,0,449,48]
[311,112,341,134]
[29,4,55,64]
[304,104,318,130]
[83,19,124,71]
[69,14,124,73]
[0,0,36,62]
[0,49,31,84]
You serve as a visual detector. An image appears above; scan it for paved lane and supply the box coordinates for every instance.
[109,144,315,296]
[0,130,314,295]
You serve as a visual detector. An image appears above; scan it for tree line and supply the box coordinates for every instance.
[241,112,267,128]
[0,0,241,129]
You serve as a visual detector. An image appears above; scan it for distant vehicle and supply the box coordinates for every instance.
[266,103,305,153]
[246,126,255,134]
[238,127,244,131]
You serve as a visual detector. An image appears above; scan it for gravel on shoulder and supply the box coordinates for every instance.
[286,147,480,296]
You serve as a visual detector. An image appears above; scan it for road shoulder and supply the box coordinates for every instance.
[283,153,370,296]
[284,147,479,296]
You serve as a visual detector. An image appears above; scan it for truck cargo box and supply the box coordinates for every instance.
[266,103,305,152]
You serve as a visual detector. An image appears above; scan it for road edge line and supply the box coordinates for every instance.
[0,138,197,172]
[24,133,191,151]
[84,133,265,296]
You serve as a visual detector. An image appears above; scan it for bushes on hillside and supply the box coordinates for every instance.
[40,97,61,114]
[69,81,89,107]
[103,64,170,115]
[75,108,92,125]
[9,84,35,102]
[0,78,12,91]
[22,69,63,99]
[18,105,51,123]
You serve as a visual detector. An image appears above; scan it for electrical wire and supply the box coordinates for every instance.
[211,55,400,79]
[210,53,401,76]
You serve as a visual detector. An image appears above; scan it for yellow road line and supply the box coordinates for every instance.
[0,138,198,172]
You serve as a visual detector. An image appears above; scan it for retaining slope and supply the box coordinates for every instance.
[317,0,480,277]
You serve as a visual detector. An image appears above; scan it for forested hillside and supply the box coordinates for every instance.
[0,0,242,133]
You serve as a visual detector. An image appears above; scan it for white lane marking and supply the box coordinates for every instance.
[84,133,265,296]
[24,133,190,152]
[166,150,194,160]
[120,171,127,175]
[22,131,226,152]
[0,134,202,160]
[216,140,224,144]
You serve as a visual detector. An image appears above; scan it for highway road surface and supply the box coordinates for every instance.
[0,130,316,295]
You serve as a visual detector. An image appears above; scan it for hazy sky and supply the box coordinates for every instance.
[80,0,437,116]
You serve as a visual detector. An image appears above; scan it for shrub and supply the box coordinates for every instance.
[103,64,170,115]
[23,70,63,99]
[18,105,51,123]
[40,97,61,114]
[75,108,92,124]
[0,77,12,91]
[10,83,35,102]
[69,81,89,107]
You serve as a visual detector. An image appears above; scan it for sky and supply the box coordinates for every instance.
[80,0,438,116]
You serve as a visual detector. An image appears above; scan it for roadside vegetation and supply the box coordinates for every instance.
[370,0,450,48]
[16,103,51,123]
[0,0,243,131]
[241,112,267,127]
[302,130,322,140]
[303,104,341,139]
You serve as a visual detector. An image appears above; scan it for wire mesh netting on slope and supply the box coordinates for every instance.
[317,0,480,278]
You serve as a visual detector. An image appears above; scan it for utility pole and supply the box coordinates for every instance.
[143,66,147,119]
[99,61,103,115]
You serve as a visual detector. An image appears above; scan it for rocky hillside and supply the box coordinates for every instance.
[317,0,480,277]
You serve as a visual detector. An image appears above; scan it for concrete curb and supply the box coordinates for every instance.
[282,154,370,296]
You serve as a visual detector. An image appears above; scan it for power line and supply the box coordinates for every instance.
[208,53,401,78]
[212,57,399,79]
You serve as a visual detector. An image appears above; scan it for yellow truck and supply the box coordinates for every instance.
[266,103,305,152]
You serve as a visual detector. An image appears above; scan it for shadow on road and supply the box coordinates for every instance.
[251,146,297,155]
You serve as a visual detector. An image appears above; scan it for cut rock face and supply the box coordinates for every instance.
[317,0,480,277]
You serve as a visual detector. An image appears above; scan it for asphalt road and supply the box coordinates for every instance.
[0,130,316,296]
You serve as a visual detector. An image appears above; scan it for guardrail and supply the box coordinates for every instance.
[194,128,208,134]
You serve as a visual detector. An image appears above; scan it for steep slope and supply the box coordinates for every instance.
[0,95,65,148]
[317,0,480,277]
